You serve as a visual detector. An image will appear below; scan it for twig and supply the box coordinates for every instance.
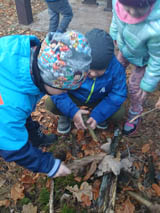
[49,180,54,213]
[82,115,98,142]
[127,191,160,212]
[129,108,158,123]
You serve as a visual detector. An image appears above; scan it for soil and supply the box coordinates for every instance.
[0,0,160,212]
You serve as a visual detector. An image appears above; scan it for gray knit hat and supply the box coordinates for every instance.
[85,28,114,71]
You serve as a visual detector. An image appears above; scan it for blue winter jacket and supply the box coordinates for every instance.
[51,56,127,123]
[110,0,160,92]
[0,35,60,177]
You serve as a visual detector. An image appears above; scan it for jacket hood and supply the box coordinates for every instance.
[147,0,160,20]
[0,35,41,95]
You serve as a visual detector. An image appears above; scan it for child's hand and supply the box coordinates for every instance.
[155,97,160,109]
[53,163,71,178]
[86,117,97,129]
[73,109,89,129]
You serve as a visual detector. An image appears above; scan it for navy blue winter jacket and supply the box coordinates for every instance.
[51,56,127,123]
[0,35,60,177]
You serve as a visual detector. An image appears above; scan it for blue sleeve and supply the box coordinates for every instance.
[51,93,79,118]
[0,141,61,177]
[90,62,127,123]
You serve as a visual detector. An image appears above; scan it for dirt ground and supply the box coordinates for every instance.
[0,0,160,212]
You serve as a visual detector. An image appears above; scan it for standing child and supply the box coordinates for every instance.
[0,31,91,178]
[45,28,127,134]
[45,0,73,33]
[110,0,160,135]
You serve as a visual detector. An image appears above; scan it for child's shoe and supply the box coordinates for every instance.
[26,117,57,147]
[123,110,141,136]
[57,116,71,134]
[97,120,108,130]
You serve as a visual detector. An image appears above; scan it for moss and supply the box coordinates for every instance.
[19,197,31,205]
[38,187,50,206]
[61,204,76,213]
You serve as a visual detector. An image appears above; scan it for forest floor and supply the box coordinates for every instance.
[0,0,160,212]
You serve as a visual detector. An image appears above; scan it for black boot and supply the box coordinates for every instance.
[26,116,57,148]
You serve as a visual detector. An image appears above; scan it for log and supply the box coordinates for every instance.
[97,128,122,212]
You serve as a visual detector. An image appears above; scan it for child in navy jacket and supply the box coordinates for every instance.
[46,29,127,134]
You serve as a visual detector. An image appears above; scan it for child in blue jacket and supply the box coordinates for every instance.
[46,28,127,134]
[110,0,160,135]
[0,31,91,178]
[45,0,73,33]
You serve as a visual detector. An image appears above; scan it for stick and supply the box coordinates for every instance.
[129,108,158,123]
[127,191,160,212]
[49,180,54,213]
[82,115,98,142]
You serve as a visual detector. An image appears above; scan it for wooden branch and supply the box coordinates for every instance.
[49,180,54,213]
[129,108,158,123]
[66,152,106,172]
[82,115,98,142]
[127,191,160,212]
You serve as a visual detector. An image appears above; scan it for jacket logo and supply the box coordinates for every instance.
[99,87,105,93]
[0,95,4,105]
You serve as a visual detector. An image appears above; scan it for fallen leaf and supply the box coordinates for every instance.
[11,183,24,204]
[92,179,101,200]
[22,203,37,213]
[81,193,91,207]
[152,184,160,196]
[142,144,150,153]
[66,152,75,161]
[0,199,10,207]
[74,177,82,182]
[100,142,111,153]
[97,155,121,176]
[77,129,85,142]
[123,198,135,213]
[66,182,93,202]
[83,161,97,181]
[20,174,36,184]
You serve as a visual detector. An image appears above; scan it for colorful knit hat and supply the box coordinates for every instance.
[38,31,92,90]
[119,0,156,8]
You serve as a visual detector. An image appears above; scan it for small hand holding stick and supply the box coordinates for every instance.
[129,107,158,123]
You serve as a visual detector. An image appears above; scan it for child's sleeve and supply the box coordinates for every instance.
[0,106,61,177]
[90,62,127,124]
[140,36,160,92]
[51,93,79,119]
[109,13,118,41]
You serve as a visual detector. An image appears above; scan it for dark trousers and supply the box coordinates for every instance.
[47,0,73,33]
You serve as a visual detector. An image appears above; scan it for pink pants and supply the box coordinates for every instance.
[117,51,147,113]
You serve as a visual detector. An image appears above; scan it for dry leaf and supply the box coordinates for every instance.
[100,142,111,153]
[83,161,97,181]
[142,144,150,153]
[123,198,135,213]
[20,174,36,184]
[66,182,93,202]
[92,179,101,200]
[74,177,82,182]
[97,155,121,176]
[22,203,37,213]
[77,129,85,142]
[81,193,91,207]
[0,199,10,207]
[152,184,160,196]
[11,183,24,204]
[66,152,75,161]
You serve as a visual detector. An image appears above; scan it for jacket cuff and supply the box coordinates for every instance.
[140,80,156,92]
[47,159,61,177]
